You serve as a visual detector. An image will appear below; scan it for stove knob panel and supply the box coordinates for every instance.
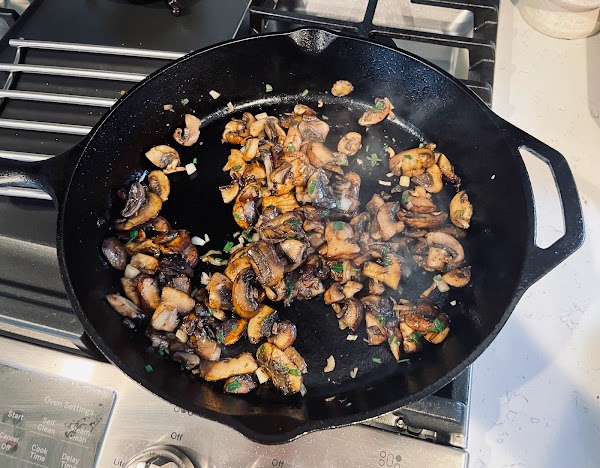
[124,445,195,468]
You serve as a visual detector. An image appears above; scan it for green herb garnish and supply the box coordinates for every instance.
[332,221,346,231]
[216,331,225,343]
[366,153,382,165]
[321,115,329,120]
[233,164,242,170]
[226,380,242,392]
[378,316,386,327]
[289,368,301,376]
[429,318,446,333]
[365,145,370,152]
[242,232,253,242]
[233,214,242,220]
[180,98,189,105]
[308,179,317,195]
[129,230,138,240]
[287,144,296,152]
[214,257,223,263]
[158,349,165,356]
[444,263,453,272]
[223,241,234,253]
[192,157,198,164]
[374,101,384,110]
[285,276,294,299]
[289,218,301,227]
[330,263,343,273]
[410,332,422,343]
[145,364,153,373]
[397,358,411,364]
[300,89,309,96]
[419,143,425,148]
[403,154,412,160]
[401,192,411,204]
[433,274,443,282]
[265,84,273,92]
[382,255,392,267]
[372,357,382,364]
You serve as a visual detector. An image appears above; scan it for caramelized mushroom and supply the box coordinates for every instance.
[130,253,159,275]
[248,241,285,287]
[389,147,435,177]
[256,343,302,395]
[337,298,363,332]
[145,145,183,173]
[362,252,401,290]
[337,132,362,156]
[148,170,170,202]
[449,191,473,229]
[102,237,127,270]
[161,286,195,314]
[299,116,330,143]
[138,276,161,313]
[284,346,307,374]
[305,142,336,168]
[150,305,179,332]
[358,97,393,126]
[173,114,201,146]
[231,267,261,319]
[413,163,443,193]
[106,294,145,320]
[247,304,278,344]
[115,192,162,231]
[121,182,147,218]
[399,322,422,353]
[376,202,405,240]
[324,221,361,260]
[198,352,258,381]
[331,80,354,96]
[437,153,460,185]
[120,277,140,306]
[208,272,233,311]
[219,318,248,346]
[224,374,257,394]
[425,231,465,268]
[268,320,297,349]
[442,266,471,287]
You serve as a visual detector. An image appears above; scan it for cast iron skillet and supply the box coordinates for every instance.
[0,29,584,444]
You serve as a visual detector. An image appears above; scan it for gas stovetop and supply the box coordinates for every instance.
[0,1,499,466]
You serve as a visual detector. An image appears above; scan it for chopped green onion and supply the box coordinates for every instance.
[378,316,386,327]
[243,232,253,242]
[365,145,370,152]
[321,115,329,120]
[300,89,309,96]
[331,263,343,273]
[245,363,249,368]
[374,101,384,110]
[397,358,411,364]
[216,331,225,343]
[289,368,301,376]
[401,192,411,204]
[308,179,317,194]
[289,218,301,227]
[129,230,138,240]
[287,144,296,152]
[145,364,154,373]
[319,209,330,218]
[433,274,443,282]
[419,143,425,148]
[223,241,234,253]
[285,276,294,299]
[214,257,223,262]
[383,144,389,151]
[372,357,382,364]
[265,84,273,92]
[226,380,242,392]
[233,214,242,220]
[180,98,189,105]
[410,332,422,343]
[382,256,392,267]
[404,154,412,160]
[391,137,396,143]
[429,317,446,333]
[192,158,198,164]
[444,263,453,272]
[233,164,242,170]
[332,221,346,231]
[158,349,165,356]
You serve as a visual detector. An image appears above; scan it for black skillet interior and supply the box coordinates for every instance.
[59,29,529,442]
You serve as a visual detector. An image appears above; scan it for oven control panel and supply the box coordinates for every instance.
[0,363,115,468]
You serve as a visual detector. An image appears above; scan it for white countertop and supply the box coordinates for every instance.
[470,2,600,467]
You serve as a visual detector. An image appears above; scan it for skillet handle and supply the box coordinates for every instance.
[0,145,82,207]
[498,120,585,288]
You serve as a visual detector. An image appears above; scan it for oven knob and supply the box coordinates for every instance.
[124,445,195,468]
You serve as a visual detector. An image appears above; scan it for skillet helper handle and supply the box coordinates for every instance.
[499,120,585,287]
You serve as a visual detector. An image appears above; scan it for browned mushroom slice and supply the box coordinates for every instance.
[120,277,140,306]
[362,252,401,290]
[299,170,337,209]
[173,113,201,146]
[232,198,258,229]
[147,170,170,202]
[242,162,267,184]
[231,267,261,319]
[121,182,147,218]
[106,294,144,319]
[168,275,192,295]
[324,221,361,260]
[389,147,435,177]
[337,132,362,156]
[219,318,248,346]
[324,282,345,304]
[222,113,254,145]
[399,322,422,353]
[283,120,303,152]
[305,141,336,168]
[171,351,200,370]
[224,374,257,394]
[376,202,405,240]
[423,316,451,344]
[198,352,258,381]
[142,216,171,233]
[207,272,233,311]
[295,274,325,301]
[425,231,465,269]
[299,115,330,143]
[333,171,361,215]
[283,346,307,374]
[413,163,443,193]
[247,304,278,344]
[293,104,318,116]
[268,320,297,349]
[145,145,182,171]
[331,80,354,96]
[161,286,195,314]
[138,276,160,313]
[130,253,159,275]
[280,239,308,269]
[400,210,448,230]
[264,279,288,302]
[256,343,302,395]
[115,192,162,231]
[435,224,468,239]
[342,280,363,298]
[264,117,287,145]
[368,279,386,295]
[190,331,221,361]
[388,329,403,361]
[449,191,473,229]
[151,304,179,332]
[437,153,461,185]
[247,241,285,287]
[259,212,305,242]
[337,298,363,332]
[224,247,252,282]
[442,266,471,287]
[401,191,437,213]
[362,295,397,344]
[270,161,296,196]
[261,194,300,213]
[102,237,127,270]
[365,311,387,345]
[366,193,386,215]
[358,97,393,126]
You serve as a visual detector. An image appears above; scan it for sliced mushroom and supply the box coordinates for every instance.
[207,272,233,311]
[399,322,422,353]
[305,142,336,168]
[376,202,405,240]
[150,304,179,332]
[231,267,261,319]
[256,343,302,395]
[241,137,260,161]
[130,253,159,275]
[115,192,162,231]
[247,304,278,344]
[102,237,127,270]
[362,295,397,344]
[338,298,363,332]
[224,247,253,282]
[298,169,337,209]
[218,183,240,204]
[293,104,318,116]
[280,239,308,267]
[388,329,403,361]
[284,346,307,374]
[120,277,140,306]
[261,194,300,213]
[299,116,330,143]
[106,294,145,319]
[413,163,443,193]
[337,132,362,156]
[190,330,221,361]
[148,170,170,202]
[259,212,305,242]
[365,311,387,345]
[331,80,354,97]
[172,351,201,370]
[121,182,147,218]
[145,145,182,171]
[358,97,392,126]
[399,210,448,230]
[124,239,161,257]
[198,352,258,381]
[169,273,193,294]
[362,252,401,290]
[143,216,171,233]
[232,198,258,229]
[449,191,473,229]
[268,320,297,349]
[401,192,437,213]
[138,276,161,313]
[368,279,386,295]
[425,231,465,268]
[173,114,201,147]
[283,120,303,152]
[248,241,285,287]
[442,266,471,287]
[161,286,195,314]
[389,147,435,177]
[324,221,361,260]
[224,374,257,394]
[219,318,248,346]
[437,153,461,185]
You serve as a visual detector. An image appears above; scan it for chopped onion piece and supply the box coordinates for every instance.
[191,236,206,246]
[200,249,222,259]
[124,264,140,279]
[227,101,235,112]
[346,334,358,341]
[399,175,411,187]
[450,300,457,306]
[163,104,173,111]
[200,271,210,285]
[300,383,308,396]
[350,367,358,379]
[325,396,336,402]
[378,180,392,186]
[434,276,451,293]
[255,367,270,384]
[317,99,324,108]
[386,172,394,177]
[255,112,268,120]
[324,355,336,373]
[175,329,188,343]
[204,233,210,243]
[338,197,352,211]
[357,158,363,165]
[209,90,221,99]
[185,163,197,175]
[251,232,260,242]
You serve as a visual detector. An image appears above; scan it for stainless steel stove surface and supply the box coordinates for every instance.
[0,1,499,466]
